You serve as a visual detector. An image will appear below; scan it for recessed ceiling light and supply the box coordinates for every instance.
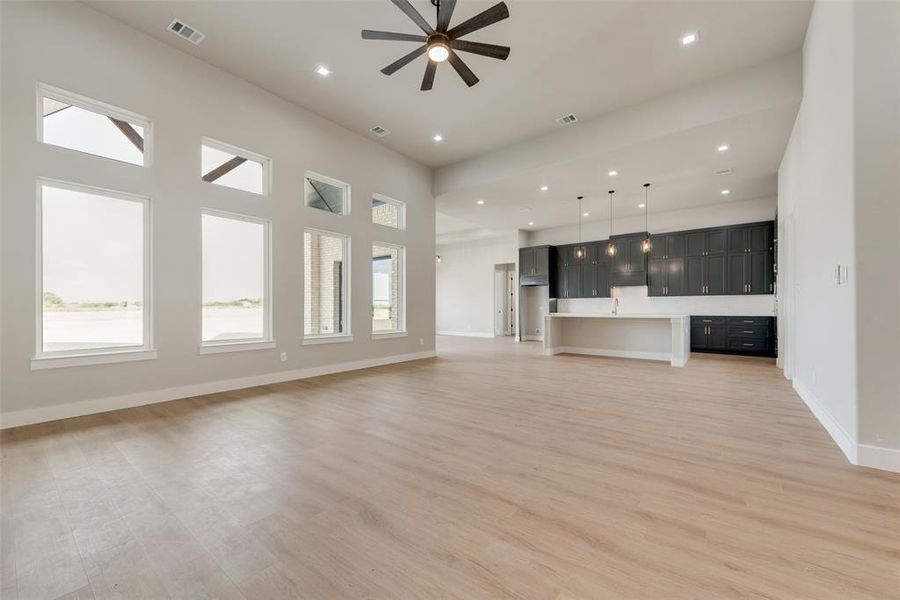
[638,203,646,208]
[540,185,549,191]
[721,189,731,195]
[315,65,331,77]
[681,32,699,47]
[717,144,730,152]
[476,199,485,205]
[608,170,618,177]
[583,212,590,217]
[433,134,443,142]
[528,221,535,226]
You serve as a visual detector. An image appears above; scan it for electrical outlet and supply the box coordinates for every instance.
[280,352,287,363]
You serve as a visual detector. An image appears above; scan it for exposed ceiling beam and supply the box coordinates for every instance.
[203,156,247,182]
[108,117,144,152]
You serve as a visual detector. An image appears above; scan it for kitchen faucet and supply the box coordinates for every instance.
[612,297,619,315]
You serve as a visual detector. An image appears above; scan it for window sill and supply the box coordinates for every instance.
[371,331,408,340]
[31,348,157,370]
[302,335,353,346]
[198,340,275,355]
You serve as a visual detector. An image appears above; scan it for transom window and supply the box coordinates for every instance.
[201,138,270,196]
[38,84,150,166]
[305,172,349,215]
[372,243,405,334]
[372,194,406,229]
[304,229,350,340]
[37,180,151,357]
[201,210,272,346]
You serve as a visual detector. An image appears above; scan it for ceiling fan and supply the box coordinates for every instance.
[361,0,510,91]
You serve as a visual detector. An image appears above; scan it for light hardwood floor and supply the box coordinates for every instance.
[2,336,898,599]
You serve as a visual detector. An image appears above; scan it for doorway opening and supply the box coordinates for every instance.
[494,263,516,336]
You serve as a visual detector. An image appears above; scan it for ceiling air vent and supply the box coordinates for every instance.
[168,19,205,45]
[715,167,734,176]
[556,113,578,126]
[369,125,390,137]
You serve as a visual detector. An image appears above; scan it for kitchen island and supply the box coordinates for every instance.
[543,313,690,367]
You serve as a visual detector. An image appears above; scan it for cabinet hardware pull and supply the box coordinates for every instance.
[744,330,753,333]
[748,284,752,293]
[743,343,753,347]
[703,320,712,323]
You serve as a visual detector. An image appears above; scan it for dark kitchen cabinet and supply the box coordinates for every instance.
[609,232,649,287]
[725,223,774,295]
[684,228,727,295]
[648,233,686,296]
[691,315,776,357]
[556,245,582,298]
[581,242,611,298]
[519,246,558,295]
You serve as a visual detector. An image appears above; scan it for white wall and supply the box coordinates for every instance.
[778,0,899,470]
[436,232,517,336]
[853,0,900,458]
[0,2,435,426]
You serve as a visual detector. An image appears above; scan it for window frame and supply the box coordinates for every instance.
[304,171,351,216]
[200,137,272,197]
[302,227,352,345]
[32,178,155,370]
[199,208,274,352]
[371,242,407,338]
[36,82,153,167]
[371,193,406,230]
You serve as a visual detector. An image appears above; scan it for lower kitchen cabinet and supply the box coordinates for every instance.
[691,316,776,357]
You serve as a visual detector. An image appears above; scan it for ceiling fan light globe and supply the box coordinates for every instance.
[427,43,450,62]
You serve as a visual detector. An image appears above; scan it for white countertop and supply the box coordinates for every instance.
[547,313,689,320]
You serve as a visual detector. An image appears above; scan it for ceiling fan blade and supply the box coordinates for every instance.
[436,0,457,32]
[447,50,479,87]
[381,45,426,75]
[421,60,437,91]
[450,39,510,60]
[447,2,509,39]
[390,0,434,35]
[362,30,427,42]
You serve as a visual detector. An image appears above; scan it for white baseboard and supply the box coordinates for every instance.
[0,350,437,430]
[858,444,900,473]
[436,331,495,338]
[546,346,670,363]
[522,335,543,342]
[792,379,858,464]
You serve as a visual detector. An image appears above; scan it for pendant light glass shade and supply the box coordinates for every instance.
[606,190,616,256]
[641,183,651,253]
[574,195,586,259]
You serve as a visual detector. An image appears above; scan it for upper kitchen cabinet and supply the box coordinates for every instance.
[519,245,557,293]
[725,222,774,294]
[609,232,649,287]
[684,227,727,295]
[648,233,686,296]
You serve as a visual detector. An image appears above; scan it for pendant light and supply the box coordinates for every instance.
[606,190,616,256]
[573,195,586,259]
[641,183,652,253]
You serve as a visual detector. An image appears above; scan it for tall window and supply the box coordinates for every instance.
[305,172,349,215]
[372,243,405,334]
[201,210,271,347]
[372,194,405,229]
[38,84,150,166]
[37,180,150,359]
[201,138,269,196]
[304,229,350,340]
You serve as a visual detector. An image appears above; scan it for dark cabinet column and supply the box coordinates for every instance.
[685,255,705,295]
[667,258,685,295]
[649,258,665,296]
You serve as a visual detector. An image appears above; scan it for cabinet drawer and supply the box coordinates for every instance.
[691,316,726,326]
[726,338,770,352]
[726,317,772,327]
[728,325,770,339]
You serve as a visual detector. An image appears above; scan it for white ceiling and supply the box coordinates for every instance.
[436,102,798,233]
[88,0,812,168]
